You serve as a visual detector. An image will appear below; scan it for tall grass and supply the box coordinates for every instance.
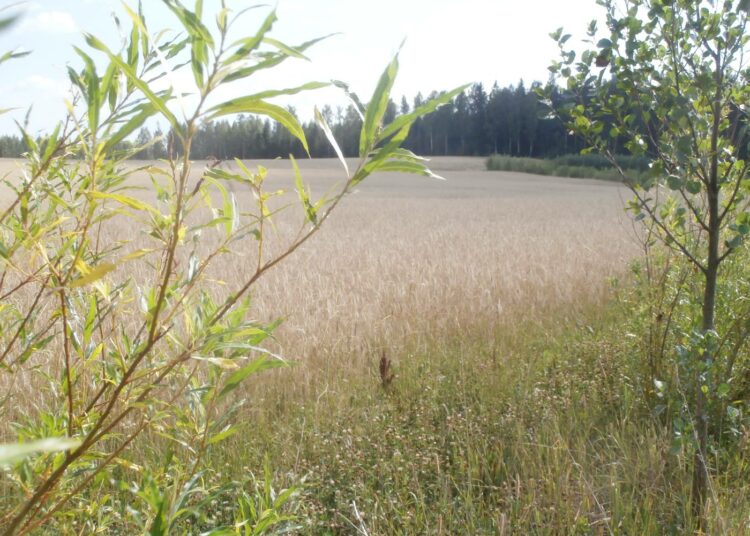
[212,293,750,534]
[487,153,650,182]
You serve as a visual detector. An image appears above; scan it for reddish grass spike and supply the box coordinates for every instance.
[379,350,394,388]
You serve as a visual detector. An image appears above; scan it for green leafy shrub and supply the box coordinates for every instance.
[548,0,750,526]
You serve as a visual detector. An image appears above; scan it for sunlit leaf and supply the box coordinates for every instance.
[206,99,308,153]
[290,154,316,225]
[218,356,287,400]
[373,160,445,180]
[87,191,158,214]
[191,355,239,370]
[224,9,277,64]
[228,81,329,102]
[85,33,180,132]
[331,79,365,120]
[314,105,348,177]
[380,84,469,140]
[0,49,31,66]
[102,103,158,154]
[222,34,333,83]
[207,426,238,445]
[162,0,214,47]
[360,49,400,157]
[0,438,81,467]
[69,262,117,289]
[262,36,310,60]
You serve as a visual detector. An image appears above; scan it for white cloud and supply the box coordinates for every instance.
[20,10,78,34]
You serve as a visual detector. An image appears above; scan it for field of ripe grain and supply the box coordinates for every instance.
[193,156,640,373]
[0,155,640,381]
[16,157,736,535]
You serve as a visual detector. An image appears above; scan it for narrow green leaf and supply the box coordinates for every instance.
[373,160,445,179]
[360,51,400,157]
[207,426,238,445]
[100,62,119,113]
[85,33,180,132]
[389,147,428,162]
[222,34,333,83]
[102,104,158,154]
[290,154,316,225]
[381,84,469,140]
[206,99,308,154]
[42,123,62,162]
[121,1,148,42]
[74,46,100,133]
[15,120,38,153]
[353,123,412,185]
[69,263,117,289]
[191,44,205,89]
[227,81,329,102]
[224,9,277,64]
[0,15,20,34]
[218,356,286,400]
[87,191,158,213]
[83,295,98,349]
[0,437,81,467]
[262,36,309,60]
[332,79,365,120]
[216,6,228,32]
[127,22,139,73]
[122,248,157,261]
[162,0,214,47]
[0,49,31,66]
[314,105,348,177]
[206,167,246,184]
[191,356,239,370]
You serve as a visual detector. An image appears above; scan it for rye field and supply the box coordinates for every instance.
[3,0,750,533]
[2,153,749,534]
[1,154,739,534]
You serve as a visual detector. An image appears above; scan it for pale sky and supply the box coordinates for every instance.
[0,0,602,135]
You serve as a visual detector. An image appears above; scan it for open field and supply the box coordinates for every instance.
[112,156,640,387]
[215,157,640,388]
[0,155,640,382]
[8,157,747,534]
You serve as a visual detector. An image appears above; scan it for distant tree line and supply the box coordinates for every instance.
[0,135,26,158]
[0,81,591,160]
[183,81,587,160]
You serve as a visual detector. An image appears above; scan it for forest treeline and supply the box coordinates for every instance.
[0,81,588,160]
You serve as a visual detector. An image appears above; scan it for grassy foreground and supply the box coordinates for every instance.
[202,292,750,534]
[24,248,750,534]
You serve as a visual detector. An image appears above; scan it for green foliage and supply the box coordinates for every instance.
[548,0,750,525]
[0,2,457,533]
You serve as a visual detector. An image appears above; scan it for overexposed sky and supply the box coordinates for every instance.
[0,0,602,135]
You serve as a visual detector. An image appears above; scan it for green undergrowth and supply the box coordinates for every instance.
[46,281,750,534]
[486,154,650,182]
[209,298,750,535]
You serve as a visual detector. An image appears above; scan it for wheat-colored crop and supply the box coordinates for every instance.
[175,156,639,395]
[0,156,640,410]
